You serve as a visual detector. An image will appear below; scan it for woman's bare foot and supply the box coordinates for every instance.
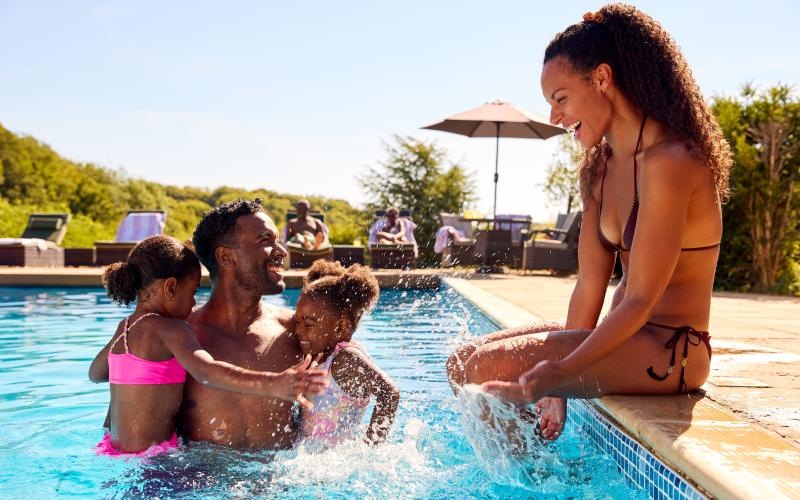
[535,397,566,441]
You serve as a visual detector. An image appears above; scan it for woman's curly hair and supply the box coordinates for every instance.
[544,3,732,203]
[302,260,380,331]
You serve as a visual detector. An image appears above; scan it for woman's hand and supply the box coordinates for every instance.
[481,359,567,405]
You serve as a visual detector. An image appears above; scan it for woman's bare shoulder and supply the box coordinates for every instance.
[644,140,705,172]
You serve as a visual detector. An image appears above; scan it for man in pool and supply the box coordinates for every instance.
[178,198,305,449]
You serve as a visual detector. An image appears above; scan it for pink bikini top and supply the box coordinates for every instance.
[108,313,186,385]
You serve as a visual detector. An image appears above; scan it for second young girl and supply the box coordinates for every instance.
[89,235,328,455]
[294,260,400,448]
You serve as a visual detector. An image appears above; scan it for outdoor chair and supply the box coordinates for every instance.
[522,211,582,274]
[281,211,334,269]
[436,213,476,267]
[472,214,532,271]
[368,210,417,269]
[0,213,70,267]
[94,210,167,266]
[494,214,532,268]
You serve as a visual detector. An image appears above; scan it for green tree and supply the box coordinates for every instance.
[359,135,476,265]
[541,135,582,215]
[0,122,367,249]
[712,84,800,294]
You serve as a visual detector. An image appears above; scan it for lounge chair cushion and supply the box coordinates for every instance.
[532,238,568,250]
[28,217,63,230]
[286,241,333,255]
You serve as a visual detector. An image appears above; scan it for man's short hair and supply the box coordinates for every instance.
[192,198,264,279]
[296,199,310,209]
[385,206,399,216]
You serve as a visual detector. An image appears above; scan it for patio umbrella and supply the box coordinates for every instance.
[422,99,565,218]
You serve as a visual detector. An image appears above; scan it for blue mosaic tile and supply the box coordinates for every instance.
[570,400,707,499]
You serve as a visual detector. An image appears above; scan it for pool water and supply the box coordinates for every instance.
[0,286,644,498]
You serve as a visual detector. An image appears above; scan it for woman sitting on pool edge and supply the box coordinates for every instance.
[446,3,732,441]
[88,235,328,455]
[294,260,400,449]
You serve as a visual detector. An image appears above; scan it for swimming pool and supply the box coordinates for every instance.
[0,285,648,498]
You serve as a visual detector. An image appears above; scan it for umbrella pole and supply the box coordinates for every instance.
[477,122,504,275]
[493,122,500,221]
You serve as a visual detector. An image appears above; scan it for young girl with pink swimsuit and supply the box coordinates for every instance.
[89,236,328,456]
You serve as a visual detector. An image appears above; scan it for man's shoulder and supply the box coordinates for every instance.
[252,303,295,336]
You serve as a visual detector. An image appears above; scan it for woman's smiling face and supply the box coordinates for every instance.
[541,56,611,150]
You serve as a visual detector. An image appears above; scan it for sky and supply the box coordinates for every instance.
[1,1,799,222]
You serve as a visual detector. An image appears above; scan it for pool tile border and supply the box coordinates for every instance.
[571,400,705,499]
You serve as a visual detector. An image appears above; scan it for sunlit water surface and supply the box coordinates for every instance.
[0,286,643,498]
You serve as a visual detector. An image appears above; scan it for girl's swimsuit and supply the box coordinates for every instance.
[96,313,185,457]
[300,341,371,449]
[598,116,716,392]
[108,313,186,385]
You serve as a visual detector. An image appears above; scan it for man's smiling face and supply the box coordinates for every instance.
[232,212,288,295]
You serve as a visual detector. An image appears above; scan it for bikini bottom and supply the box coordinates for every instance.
[95,432,180,458]
[645,321,711,393]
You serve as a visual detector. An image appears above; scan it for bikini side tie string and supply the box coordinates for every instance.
[646,324,710,393]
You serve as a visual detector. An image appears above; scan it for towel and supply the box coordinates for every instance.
[0,238,53,251]
[115,213,166,243]
[434,226,468,254]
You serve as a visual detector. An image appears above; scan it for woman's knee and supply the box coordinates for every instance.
[464,344,512,385]
[445,344,477,385]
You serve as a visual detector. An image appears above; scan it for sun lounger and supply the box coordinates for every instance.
[0,213,70,267]
[436,213,476,267]
[280,211,333,269]
[368,210,417,269]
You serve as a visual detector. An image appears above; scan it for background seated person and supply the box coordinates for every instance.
[372,207,409,245]
[284,200,330,251]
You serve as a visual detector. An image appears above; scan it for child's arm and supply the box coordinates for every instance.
[332,348,400,445]
[88,334,116,383]
[158,319,327,407]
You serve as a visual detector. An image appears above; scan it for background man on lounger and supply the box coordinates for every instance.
[178,198,304,449]
[373,206,409,244]
[284,200,329,251]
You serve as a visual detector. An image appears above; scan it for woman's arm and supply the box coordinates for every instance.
[332,348,400,445]
[157,319,328,405]
[564,197,616,330]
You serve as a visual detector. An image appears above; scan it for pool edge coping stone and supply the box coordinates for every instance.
[0,267,444,289]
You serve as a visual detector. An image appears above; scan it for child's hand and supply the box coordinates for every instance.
[271,354,328,409]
